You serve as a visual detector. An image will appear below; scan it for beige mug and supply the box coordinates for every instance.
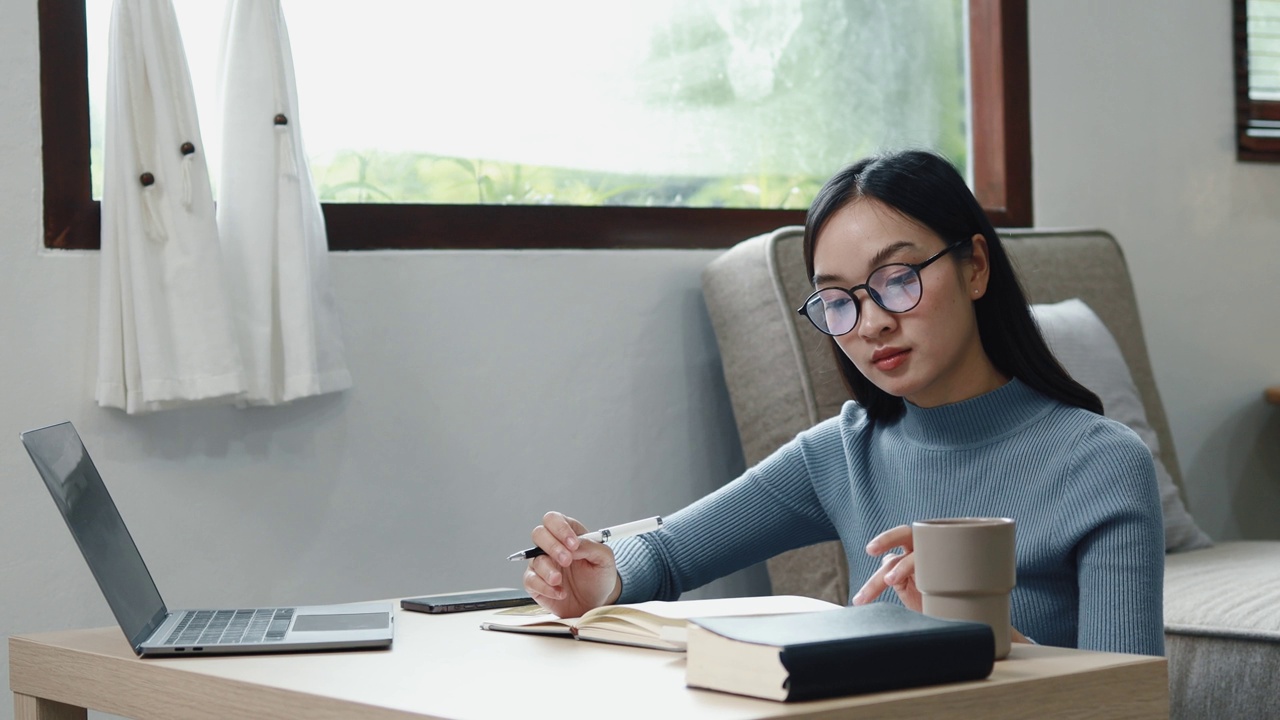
[912,517,1017,660]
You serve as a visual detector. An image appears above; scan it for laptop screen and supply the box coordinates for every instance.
[22,422,168,648]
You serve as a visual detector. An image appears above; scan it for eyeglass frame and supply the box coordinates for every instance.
[795,237,973,337]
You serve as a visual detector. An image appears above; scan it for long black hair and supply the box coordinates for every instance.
[802,150,1102,422]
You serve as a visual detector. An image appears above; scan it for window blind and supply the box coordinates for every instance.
[1237,0,1280,159]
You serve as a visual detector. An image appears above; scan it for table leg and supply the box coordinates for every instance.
[13,693,87,720]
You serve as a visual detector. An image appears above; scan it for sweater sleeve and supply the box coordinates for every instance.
[613,422,842,603]
[1058,420,1165,655]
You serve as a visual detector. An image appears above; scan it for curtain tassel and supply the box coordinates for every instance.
[274,113,298,179]
[141,185,165,242]
[179,141,196,209]
[180,153,194,208]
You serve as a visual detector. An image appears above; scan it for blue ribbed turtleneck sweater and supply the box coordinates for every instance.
[613,378,1165,656]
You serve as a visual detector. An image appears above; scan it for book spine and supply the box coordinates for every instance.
[779,627,994,702]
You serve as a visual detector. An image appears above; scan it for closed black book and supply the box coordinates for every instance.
[685,602,995,702]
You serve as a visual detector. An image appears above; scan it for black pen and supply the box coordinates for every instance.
[506,516,663,561]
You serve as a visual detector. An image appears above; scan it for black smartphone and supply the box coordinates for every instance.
[400,588,536,614]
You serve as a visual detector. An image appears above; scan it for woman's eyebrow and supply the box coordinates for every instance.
[811,240,918,286]
[868,240,918,268]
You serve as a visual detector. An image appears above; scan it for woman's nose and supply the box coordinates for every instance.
[857,296,896,339]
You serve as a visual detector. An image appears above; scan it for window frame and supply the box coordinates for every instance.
[39,0,1030,251]
[1235,0,1280,161]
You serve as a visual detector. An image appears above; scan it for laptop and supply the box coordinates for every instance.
[20,421,394,657]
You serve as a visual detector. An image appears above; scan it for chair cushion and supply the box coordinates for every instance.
[1031,299,1213,553]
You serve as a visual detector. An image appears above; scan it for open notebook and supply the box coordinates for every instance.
[479,594,839,651]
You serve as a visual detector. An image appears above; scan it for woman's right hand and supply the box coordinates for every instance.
[522,511,622,618]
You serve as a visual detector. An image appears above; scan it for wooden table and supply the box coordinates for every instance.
[11,605,1168,720]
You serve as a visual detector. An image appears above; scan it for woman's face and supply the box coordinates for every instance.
[811,198,1002,408]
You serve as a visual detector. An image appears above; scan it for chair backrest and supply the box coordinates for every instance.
[701,227,1182,603]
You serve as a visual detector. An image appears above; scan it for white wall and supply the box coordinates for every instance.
[2,1,1279,718]
[1030,0,1280,540]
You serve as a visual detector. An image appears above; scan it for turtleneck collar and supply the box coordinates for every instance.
[895,377,1057,449]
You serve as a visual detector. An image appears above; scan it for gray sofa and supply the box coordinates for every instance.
[701,226,1280,719]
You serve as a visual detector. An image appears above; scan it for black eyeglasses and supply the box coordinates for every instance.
[796,239,970,336]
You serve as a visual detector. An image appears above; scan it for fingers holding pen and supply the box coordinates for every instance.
[523,512,624,617]
[522,512,579,604]
[524,555,566,600]
[532,512,589,567]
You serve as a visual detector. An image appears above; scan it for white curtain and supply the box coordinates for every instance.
[217,0,352,406]
[98,0,245,414]
[97,0,351,413]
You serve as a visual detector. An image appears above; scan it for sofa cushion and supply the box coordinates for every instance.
[1031,299,1213,553]
[1164,541,1280,718]
[1164,541,1280,640]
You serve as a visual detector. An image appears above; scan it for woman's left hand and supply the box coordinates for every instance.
[853,523,1033,645]
[852,524,922,611]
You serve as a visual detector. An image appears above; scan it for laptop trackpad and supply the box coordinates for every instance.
[292,612,389,632]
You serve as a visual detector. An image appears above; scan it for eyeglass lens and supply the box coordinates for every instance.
[803,264,923,336]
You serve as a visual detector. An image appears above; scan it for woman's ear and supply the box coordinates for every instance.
[966,233,991,300]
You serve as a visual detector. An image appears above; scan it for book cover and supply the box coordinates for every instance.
[478,594,839,651]
[686,602,995,701]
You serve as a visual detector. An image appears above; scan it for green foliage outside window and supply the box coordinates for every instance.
[309,150,824,209]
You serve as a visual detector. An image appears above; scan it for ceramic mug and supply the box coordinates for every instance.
[912,517,1017,660]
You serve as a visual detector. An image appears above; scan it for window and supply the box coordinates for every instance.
[1236,0,1280,161]
[40,0,1030,250]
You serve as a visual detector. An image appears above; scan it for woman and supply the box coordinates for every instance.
[523,150,1164,655]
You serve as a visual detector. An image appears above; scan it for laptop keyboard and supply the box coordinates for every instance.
[162,608,294,646]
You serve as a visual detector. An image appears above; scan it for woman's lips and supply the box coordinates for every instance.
[871,348,910,371]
